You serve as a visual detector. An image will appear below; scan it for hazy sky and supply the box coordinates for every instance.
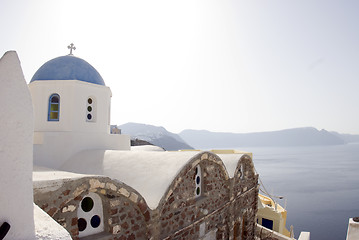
[1,0,359,134]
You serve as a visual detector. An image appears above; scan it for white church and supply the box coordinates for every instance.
[29,47,130,169]
[0,46,332,240]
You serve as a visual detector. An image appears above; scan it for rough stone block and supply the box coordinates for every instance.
[112,224,121,234]
[129,192,139,203]
[62,205,76,213]
[106,182,117,191]
[89,179,105,189]
[119,187,130,198]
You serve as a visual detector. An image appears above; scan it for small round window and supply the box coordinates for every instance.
[196,176,200,185]
[86,97,96,122]
[81,197,94,212]
[91,215,101,228]
[195,165,202,198]
[78,218,87,232]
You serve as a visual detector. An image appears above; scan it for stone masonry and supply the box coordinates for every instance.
[33,152,259,240]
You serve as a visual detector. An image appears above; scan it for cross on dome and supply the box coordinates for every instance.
[67,43,76,55]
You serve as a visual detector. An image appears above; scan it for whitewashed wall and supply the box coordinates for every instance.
[29,80,112,133]
[29,80,130,169]
[33,131,130,169]
[346,218,359,240]
[0,51,35,239]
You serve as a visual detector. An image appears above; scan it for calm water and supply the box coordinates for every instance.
[244,143,359,240]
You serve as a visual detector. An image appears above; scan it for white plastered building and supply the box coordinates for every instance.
[1,49,311,240]
[29,54,130,169]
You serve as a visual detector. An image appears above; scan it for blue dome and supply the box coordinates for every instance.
[30,55,105,86]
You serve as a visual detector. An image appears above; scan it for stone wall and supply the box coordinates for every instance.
[231,155,259,240]
[158,152,230,239]
[233,155,258,195]
[34,152,259,240]
[34,176,150,240]
[155,152,258,240]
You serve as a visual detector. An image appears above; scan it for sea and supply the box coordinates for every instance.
[243,143,359,240]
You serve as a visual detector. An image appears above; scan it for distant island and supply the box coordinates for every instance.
[180,127,358,149]
[114,122,359,150]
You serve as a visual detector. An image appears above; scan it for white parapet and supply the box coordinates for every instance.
[346,218,359,240]
[34,204,72,240]
[0,51,35,239]
[256,224,294,240]
[298,231,310,240]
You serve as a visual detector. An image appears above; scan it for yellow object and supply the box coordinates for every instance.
[210,149,253,159]
[257,194,291,237]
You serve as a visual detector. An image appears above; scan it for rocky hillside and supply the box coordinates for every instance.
[117,122,194,151]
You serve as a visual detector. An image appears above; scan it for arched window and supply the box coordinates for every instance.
[48,94,60,121]
[77,193,104,237]
[86,97,96,122]
[195,165,202,198]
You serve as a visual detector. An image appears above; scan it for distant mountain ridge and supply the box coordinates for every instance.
[330,131,359,143]
[116,123,358,150]
[179,127,348,149]
[117,122,194,151]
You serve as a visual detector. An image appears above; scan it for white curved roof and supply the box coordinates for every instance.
[217,154,243,178]
[59,150,245,209]
[33,165,94,193]
[61,150,199,209]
